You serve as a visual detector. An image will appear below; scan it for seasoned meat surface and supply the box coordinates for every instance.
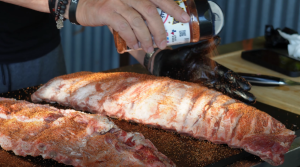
[0,98,175,167]
[32,72,296,166]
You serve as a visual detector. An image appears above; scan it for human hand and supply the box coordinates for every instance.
[145,36,256,104]
[75,0,190,53]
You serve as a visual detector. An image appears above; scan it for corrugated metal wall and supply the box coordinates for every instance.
[60,0,299,73]
[212,0,300,45]
[60,23,119,74]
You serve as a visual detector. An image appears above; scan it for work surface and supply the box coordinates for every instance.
[0,37,299,167]
[212,36,300,115]
[212,50,300,115]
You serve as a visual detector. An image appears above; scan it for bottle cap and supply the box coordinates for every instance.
[194,0,224,39]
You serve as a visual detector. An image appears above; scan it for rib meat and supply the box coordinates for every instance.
[31,72,296,166]
[0,97,175,167]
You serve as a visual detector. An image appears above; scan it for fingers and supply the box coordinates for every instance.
[214,83,256,104]
[231,89,256,104]
[150,0,190,23]
[224,71,252,91]
[77,0,190,52]
[125,0,190,51]
[214,63,252,92]
[114,4,153,51]
[235,76,252,91]
[106,12,138,50]
[125,0,167,51]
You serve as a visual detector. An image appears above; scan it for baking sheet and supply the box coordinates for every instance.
[0,85,299,167]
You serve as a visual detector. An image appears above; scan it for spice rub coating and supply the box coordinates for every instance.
[0,98,175,167]
[32,72,296,166]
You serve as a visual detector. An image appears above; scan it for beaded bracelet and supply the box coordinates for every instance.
[55,0,69,29]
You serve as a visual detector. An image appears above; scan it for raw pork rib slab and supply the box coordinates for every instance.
[31,72,296,166]
[0,98,175,167]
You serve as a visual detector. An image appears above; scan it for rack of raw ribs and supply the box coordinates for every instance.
[0,72,296,167]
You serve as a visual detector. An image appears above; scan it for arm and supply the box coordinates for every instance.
[0,0,49,13]
[1,0,190,53]
[1,0,71,19]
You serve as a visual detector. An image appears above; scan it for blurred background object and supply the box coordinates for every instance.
[60,0,300,74]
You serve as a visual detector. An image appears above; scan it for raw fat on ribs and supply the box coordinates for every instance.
[0,98,175,167]
[31,72,296,166]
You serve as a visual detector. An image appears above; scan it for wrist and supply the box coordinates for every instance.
[50,0,78,29]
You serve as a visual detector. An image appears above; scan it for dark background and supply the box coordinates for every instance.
[59,0,299,73]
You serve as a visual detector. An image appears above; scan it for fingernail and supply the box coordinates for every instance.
[147,46,154,53]
[159,40,167,49]
[181,13,190,22]
[133,44,139,50]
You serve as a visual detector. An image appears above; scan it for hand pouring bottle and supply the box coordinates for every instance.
[113,0,224,54]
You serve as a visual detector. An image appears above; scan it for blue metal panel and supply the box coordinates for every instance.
[60,22,119,74]
[211,0,299,45]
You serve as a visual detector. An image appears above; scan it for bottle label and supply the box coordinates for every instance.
[157,1,191,46]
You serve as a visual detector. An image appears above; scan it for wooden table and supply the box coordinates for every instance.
[215,37,300,116]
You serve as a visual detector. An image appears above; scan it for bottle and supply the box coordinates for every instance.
[113,0,224,54]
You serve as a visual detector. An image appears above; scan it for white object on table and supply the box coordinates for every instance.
[278,30,300,60]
